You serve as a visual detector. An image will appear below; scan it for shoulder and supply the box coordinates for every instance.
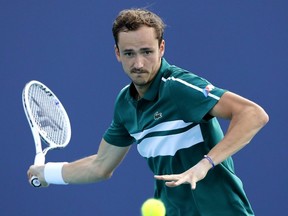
[114,84,130,103]
[161,64,226,102]
[162,65,210,91]
[110,84,132,118]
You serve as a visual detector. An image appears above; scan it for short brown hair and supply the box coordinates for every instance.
[112,8,166,47]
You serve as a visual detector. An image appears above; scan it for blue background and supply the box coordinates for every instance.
[1,0,287,215]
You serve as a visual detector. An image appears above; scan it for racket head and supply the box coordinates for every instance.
[22,80,71,148]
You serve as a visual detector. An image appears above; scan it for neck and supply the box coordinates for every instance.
[135,83,150,99]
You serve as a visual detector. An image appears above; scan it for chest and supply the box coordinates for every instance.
[123,96,179,135]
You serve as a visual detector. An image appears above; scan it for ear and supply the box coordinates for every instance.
[159,40,165,57]
[114,45,121,62]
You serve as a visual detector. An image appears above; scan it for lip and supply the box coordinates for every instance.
[132,71,145,74]
[131,70,148,75]
[131,68,148,74]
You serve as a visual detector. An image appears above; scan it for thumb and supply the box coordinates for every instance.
[191,181,197,190]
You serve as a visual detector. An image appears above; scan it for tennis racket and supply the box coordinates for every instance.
[22,80,71,187]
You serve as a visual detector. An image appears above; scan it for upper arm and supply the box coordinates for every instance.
[209,91,261,120]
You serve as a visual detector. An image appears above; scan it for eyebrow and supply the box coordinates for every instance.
[140,48,153,51]
[122,47,153,53]
[122,49,134,53]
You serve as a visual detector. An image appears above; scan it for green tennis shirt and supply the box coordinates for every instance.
[104,59,254,216]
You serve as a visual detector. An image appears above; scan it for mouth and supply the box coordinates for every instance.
[131,68,148,74]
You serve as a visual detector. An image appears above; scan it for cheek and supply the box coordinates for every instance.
[121,62,130,74]
[122,58,135,70]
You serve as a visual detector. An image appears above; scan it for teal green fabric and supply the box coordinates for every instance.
[104,59,254,215]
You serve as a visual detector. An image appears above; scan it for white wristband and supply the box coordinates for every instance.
[44,162,68,185]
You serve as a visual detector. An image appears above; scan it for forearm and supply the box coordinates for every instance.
[62,154,111,184]
[28,139,130,186]
[207,104,268,166]
[61,139,130,184]
[155,93,268,190]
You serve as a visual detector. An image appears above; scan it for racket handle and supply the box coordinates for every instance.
[30,176,41,187]
[34,152,45,165]
[31,152,45,187]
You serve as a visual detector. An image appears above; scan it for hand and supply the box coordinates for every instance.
[27,165,49,187]
[154,159,212,190]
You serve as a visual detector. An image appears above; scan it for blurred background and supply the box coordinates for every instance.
[1,0,287,215]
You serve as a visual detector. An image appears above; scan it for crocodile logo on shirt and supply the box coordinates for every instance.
[154,111,162,120]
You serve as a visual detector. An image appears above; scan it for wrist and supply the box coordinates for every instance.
[44,162,68,185]
[203,155,215,169]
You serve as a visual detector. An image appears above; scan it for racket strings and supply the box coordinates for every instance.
[28,85,70,145]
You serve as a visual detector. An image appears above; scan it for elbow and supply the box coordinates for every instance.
[262,112,269,126]
[251,105,269,128]
[90,166,114,182]
[240,106,269,146]
[101,171,113,180]
[258,107,269,127]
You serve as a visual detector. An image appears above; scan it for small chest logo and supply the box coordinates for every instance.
[154,111,162,120]
[202,84,215,97]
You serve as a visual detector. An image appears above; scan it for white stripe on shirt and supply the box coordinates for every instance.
[131,120,193,140]
[162,76,220,100]
[137,124,203,158]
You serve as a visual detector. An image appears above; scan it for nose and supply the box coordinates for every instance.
[133,56,144,69]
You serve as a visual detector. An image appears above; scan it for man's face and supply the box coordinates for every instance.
[115,26,165,89]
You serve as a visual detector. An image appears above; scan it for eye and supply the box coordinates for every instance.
[142,50,153,56]
[123,51,135,58]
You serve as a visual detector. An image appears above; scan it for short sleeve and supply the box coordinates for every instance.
[168,73,226,123]
[103,94,135,147]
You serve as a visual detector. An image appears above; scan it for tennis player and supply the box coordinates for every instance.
[28,8,269,215]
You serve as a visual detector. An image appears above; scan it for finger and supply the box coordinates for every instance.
[165,181,177,187]
[27,167,34,181]
[27,170,31,180]
[154,175,170,180]
[41,182,49,187]
[154,175,180,181]
[29,175,49,188]
[165,177,189,187]
[174,177,189,186]
[191,181,196,190]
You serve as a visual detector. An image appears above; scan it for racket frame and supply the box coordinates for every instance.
[22,80,71,187]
